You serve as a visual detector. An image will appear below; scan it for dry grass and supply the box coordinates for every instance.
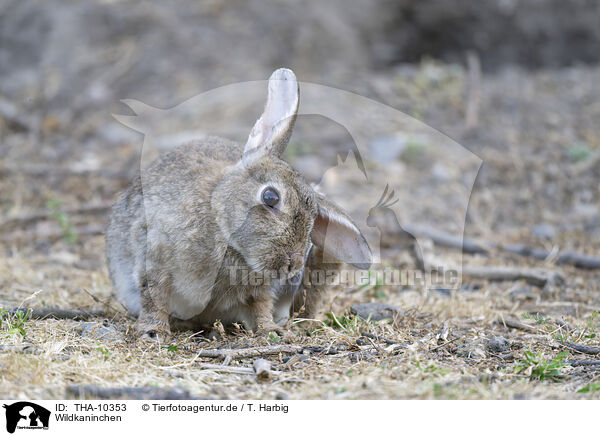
[1,237,599,400]
[1,62,599,400]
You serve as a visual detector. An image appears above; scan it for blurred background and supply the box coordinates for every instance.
[1,0,599,314]
[1,0,598,243]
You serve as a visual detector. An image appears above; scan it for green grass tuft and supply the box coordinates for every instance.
[577,382,600,394]
[324,312,361,335]
[46,198,77,243]
[513,351,569,382]
[0,308,32,337]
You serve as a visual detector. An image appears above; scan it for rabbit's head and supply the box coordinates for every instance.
[212,69,372,278]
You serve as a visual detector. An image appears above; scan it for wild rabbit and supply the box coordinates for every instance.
[106,68,371,340]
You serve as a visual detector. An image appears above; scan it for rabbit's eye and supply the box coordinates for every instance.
[261,187,280,208]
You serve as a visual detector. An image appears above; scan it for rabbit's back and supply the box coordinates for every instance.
[106,137,242,314]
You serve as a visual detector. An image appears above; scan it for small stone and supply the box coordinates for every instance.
[509,287,534,302]
[0,344,42,354]
[253,358,272,380]
[275,391,289,400]
[455,341,487,359]
[347,350,376,362]
[355,337,368,346]
[282,354,308,365]
[532,223,556,239]
[350,303,400,321]
[78,322,123,342]
[460,282,483,292]
[434,287,451,296]
[488,336,510,353]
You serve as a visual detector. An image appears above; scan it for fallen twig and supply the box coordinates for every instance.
[302,346,340,355]
[566,360,600,367]
[0,344,42,354]
[360,331,399,345]
[429,336,463,352]
[3,307,106,321]
[501,244,600,270]
[404,223,600,270]
[80,288,127,318]
[0,164,131,179]
[67,385,204,400]
[196,362,279,375]
[403,223,488,255]
[536,301,600,314]
[194,345,303,360]
[561,342,600,356]
[461,265,563,287]
[0,202,112,231]
[553,319,573,331]
[0,224,105,243]
[497,318,538,333]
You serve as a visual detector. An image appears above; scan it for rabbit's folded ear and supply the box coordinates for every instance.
[242,68,299,163]
[312,196,372,269]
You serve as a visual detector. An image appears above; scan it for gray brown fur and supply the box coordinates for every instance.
[105,68,371,339]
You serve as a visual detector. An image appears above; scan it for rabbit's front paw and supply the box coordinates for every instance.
[138,324,171,343]
[255,321,286,338]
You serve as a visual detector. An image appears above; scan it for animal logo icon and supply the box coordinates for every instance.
[2,402,50,433]
[366,184,425,272]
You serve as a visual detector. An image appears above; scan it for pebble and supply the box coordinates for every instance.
[488,336,511,353]
[78,321,123,342]
[509,287,535,302]
[347,350,377,363]
[455,341,487,359]
[350,303,400,321]
[532,222,556,239]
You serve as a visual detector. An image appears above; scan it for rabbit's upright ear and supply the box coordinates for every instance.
[243,68,299,163]
[312,196,372,269]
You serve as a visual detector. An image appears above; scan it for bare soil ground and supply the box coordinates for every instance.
[1,61,599,400]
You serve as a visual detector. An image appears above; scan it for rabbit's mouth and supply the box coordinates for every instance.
[282,265,302,279]
[286,252,306,278]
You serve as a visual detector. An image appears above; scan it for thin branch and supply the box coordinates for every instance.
[560,342,600,356]
[0,202,112,231]
[429,335,463,352]
[566,360,600,367]
[360,331,399,345]
[3,307,106,321]
[197,362,280,376]
[403,223,488,254]
[0,224,104,243]
[0,344,42,354]
[404,223,600,270]
[501,244,600,270]
[460,265,564,287]
[496,317,538,333]
[194,345,303,360]
[0,164,131,179]
[67,385,204,400]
